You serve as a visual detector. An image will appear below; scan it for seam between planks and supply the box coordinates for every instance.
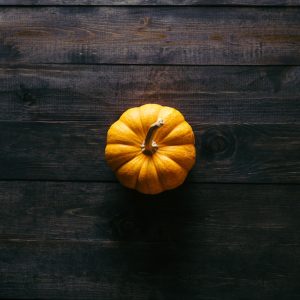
[3,63,300,67]
[1,5,300,7]
[0,179,299,185]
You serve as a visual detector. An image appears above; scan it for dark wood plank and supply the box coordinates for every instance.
[0,181,299,243]
[0,182,299,300]
[1,7,300,65]
[1,0,300,5]
[0,241,299,299]
[1,65,299,123]
[0,122,299,182]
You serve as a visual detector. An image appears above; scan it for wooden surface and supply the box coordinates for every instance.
[2,0,300,5]
[1,122,300,182]
[1,65,299,122]
[0,1,300,300]
[0,7,300,65]
[0,182,300,299]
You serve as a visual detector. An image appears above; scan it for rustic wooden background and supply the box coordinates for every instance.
[0,1,300,299]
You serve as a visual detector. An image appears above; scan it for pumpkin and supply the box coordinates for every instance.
[105,104,196,194]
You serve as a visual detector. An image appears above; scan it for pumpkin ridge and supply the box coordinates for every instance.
[153,153,188,191]
[118,119,142,142]
[134,156,146,190]
[107,145,142,172]
[116,153,146,189]
[157,149,193,171]
[106,143,141,150]
[107,140,139,146]
[113,153,141,173]
[156,119,186,142]
[147,157,164,194]
[156,152,188,175]
[120,107,145,140]
[145,160,153,194]
[152,156,165,191]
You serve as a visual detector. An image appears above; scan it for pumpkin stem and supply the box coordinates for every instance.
[142,118,164,155]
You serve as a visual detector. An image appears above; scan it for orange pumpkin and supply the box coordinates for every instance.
[105,104,196,194]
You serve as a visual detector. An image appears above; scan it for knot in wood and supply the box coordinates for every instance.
[202,128,236,161]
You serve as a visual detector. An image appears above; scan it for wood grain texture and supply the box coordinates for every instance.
[1,65,299,123]
[0,7,300,65]
[0,122,299,182]
[0,3,299,300]
[1,240,299,300]
[0,182,299,300]
[1,0,300,5]
[0,181,299,243]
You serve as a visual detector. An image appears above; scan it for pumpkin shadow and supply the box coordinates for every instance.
[106,183,207,298]
[110,184,195,243]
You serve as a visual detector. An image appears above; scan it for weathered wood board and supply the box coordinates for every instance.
[0,122,299,182]
[1,0,300,5]
[0,1,300,299]
[0,182,299,300]
[0,65,299,123]
[0,7,300,65]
